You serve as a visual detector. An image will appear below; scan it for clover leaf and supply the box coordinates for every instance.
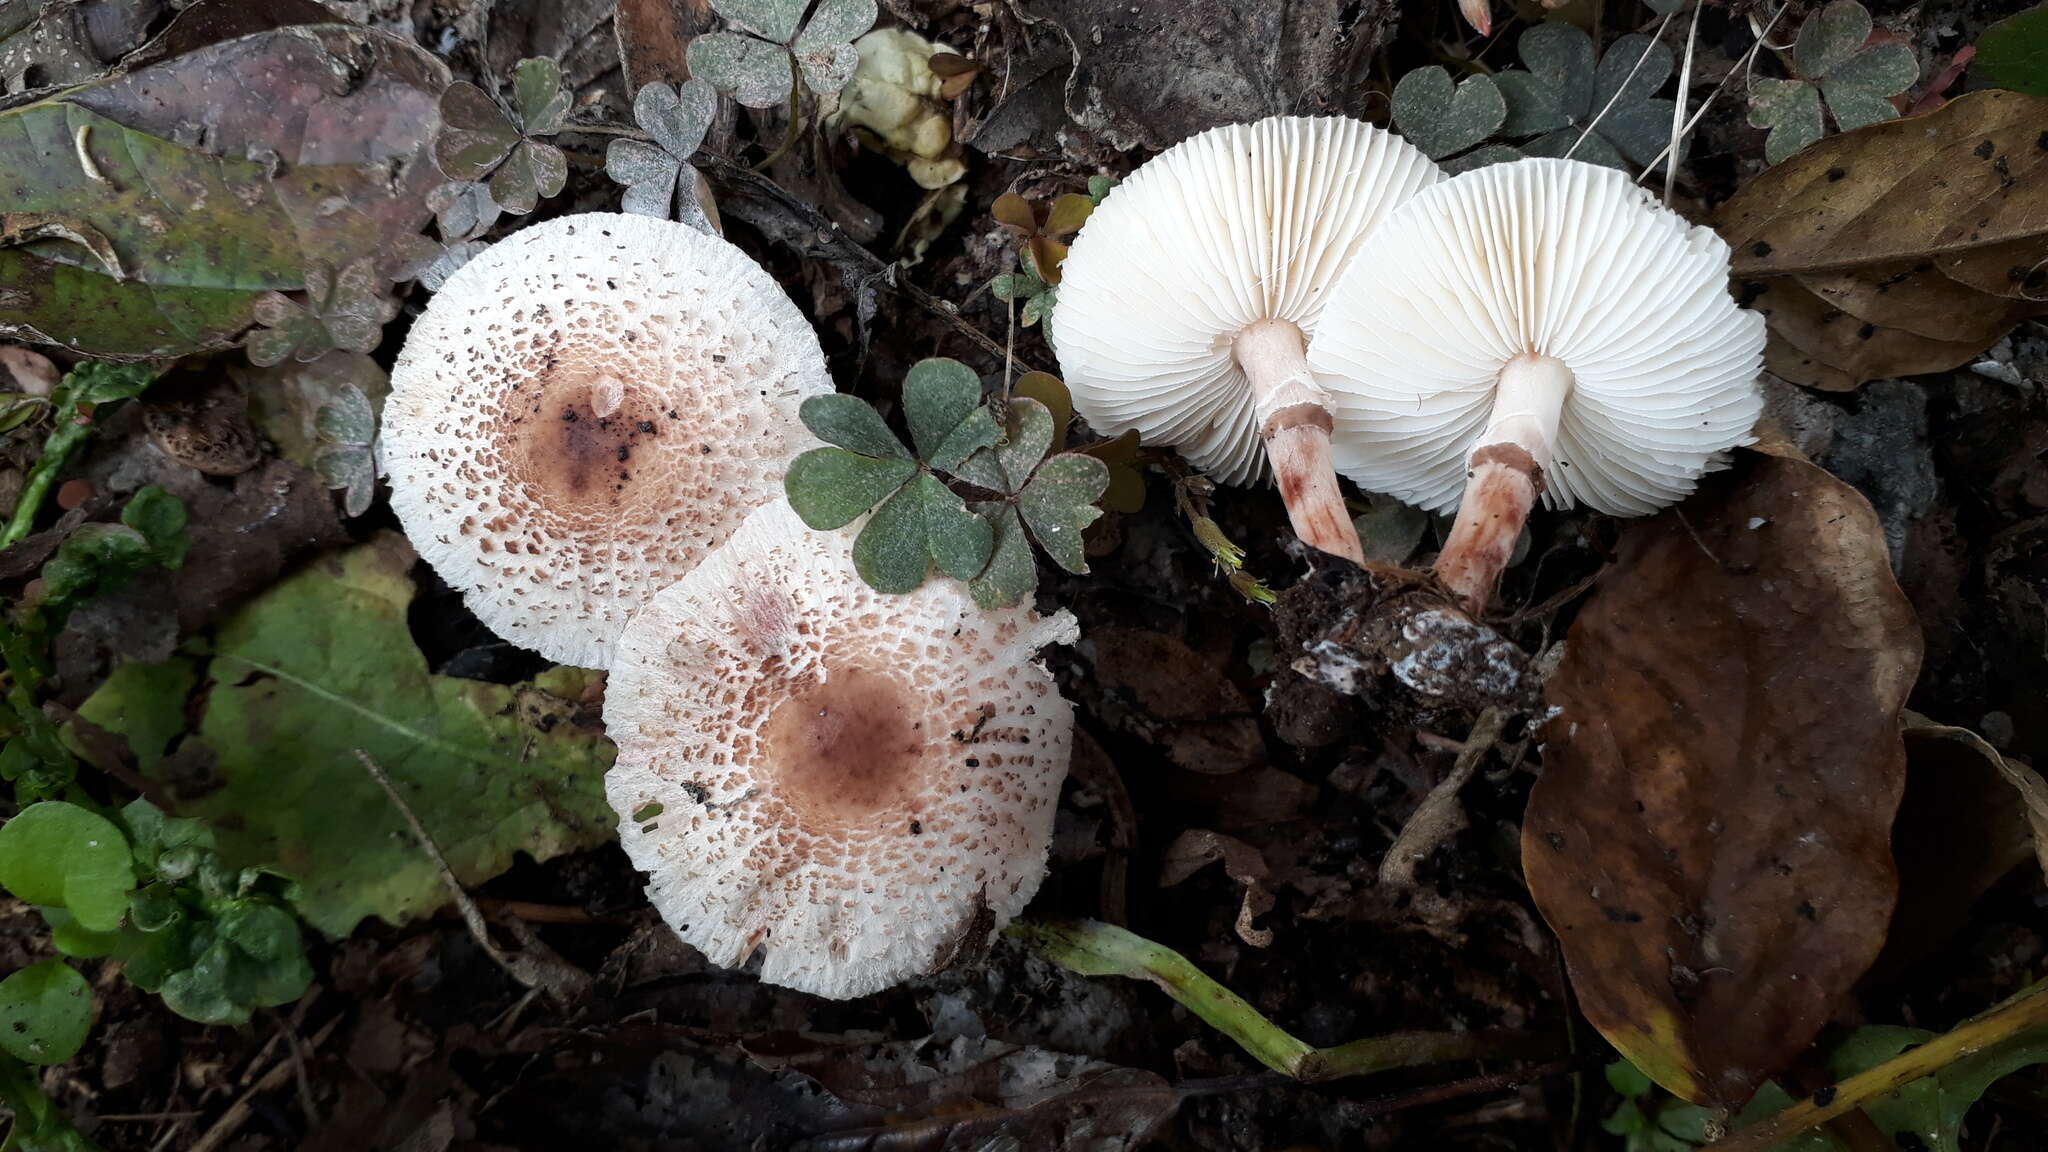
[313,383,378,518]
[245,261,398,368]
[434,57,572,214]
[606,80,718,232]
[689,0,878,107]
[1748,0,1918,165]
[949,395,1109,608]
[426,179,502,242]
[1495,25,1675,170]
[1392,67,1520,171]
[784,358,999,593]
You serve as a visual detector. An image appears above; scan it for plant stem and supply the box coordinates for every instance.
[2,419,90,547]
[752,64,803,173]
[1711,983,2048,1151]
[1006,918,1553,1082]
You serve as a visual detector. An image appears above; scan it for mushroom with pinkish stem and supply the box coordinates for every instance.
[1050,116,1442,565]
[380,212,833,669]
[604,500,1078,999]
[1308,158,1767,614]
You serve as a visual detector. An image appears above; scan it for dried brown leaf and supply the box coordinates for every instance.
[1523,453,1921,1107]
[1159,829,1275,947]
[1717,90,2048,388]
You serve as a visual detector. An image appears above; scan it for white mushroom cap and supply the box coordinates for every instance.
[603,500,1078,999]
[383,213,831,669]
[1050,116,1442,485]
[1309,158,1766,516]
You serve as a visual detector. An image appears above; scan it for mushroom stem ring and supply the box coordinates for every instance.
[1235,319,1366,564]
[1435,353,1574,613]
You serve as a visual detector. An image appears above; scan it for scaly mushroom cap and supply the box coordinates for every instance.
[382,213,831,668]
[1050,116,1442,484]
[1310,158,1766,516]
[604,501,1078,999]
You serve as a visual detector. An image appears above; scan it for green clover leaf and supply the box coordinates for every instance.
[606,80,718,231]
[689,0,877,106]
[1392,67,1508,162]
[313,383,379,518]
[433,58,571,213]
[1749,0,1919,164]
[1496,26,1675,169]
[245,261,398,368]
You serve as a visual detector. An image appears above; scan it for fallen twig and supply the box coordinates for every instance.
[1711,983,2048,1151]
[355,749,592,1004]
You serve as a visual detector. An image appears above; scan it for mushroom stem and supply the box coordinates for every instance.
[1234,319,1365,564]
[1435,353,1574,614]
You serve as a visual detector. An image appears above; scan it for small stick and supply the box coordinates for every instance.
[354,750,591,1003]
[1712,983,2048,1151]
[188,1015,341,1152]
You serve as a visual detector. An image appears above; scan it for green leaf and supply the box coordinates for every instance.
[1018,453,1108,574]
[1826,40,1918,96]
[1825,1022,2048,1152]
[121,486,188,564]
[66,362,154,405]
[713,0,808,43]
[1749,77,1826,165]
[852,482,934,593]
[783,447,917,529]
[799,393,911,458]
[315,384,377,446]
[1978,3,2048,96]
[792,0,875,93]
[314,444,378,518]
[902,358,985,459]
[0,803,134,932]
[510,57,572,135]
[80,535,618,937]
[1822,80,1902,131]
[75,661,199,775]
[995,397,1057,490]
[159,941,246,1025]
[489,139,569,216]
[1594,33,1674,109]
[1796,0,1874,80]
[1605,1058,1656,1099]
[45,907,124,959]
[1020,289,1056,327]
[688,31,795,109]
[1013,372,1073,453]
[1354,495,1431,566]
[1499,23,1596,134]
[436,82,521,180]
[969,503,1037,609]
[927,404,1002,474]
[1391,67,1507,160]
[0,961,91,1065]
[1087,174,1116,204]
[990,271,1048,301]
[916,472,995,580]
[1442,143,1527,174]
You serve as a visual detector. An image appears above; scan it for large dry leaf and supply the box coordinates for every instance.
[1717,90,2048,390]
[1524,453,1921,1107]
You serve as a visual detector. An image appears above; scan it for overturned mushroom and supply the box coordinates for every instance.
[382,213,831,668]
[1309,158,1765,613]
[1051,116,1441,563]
[605,500,1078,999]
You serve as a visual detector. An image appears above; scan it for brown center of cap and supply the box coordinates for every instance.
[502,358,676,513]
[760,666,930,823]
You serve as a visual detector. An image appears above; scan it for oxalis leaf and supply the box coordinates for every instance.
[74,534,616,937]
[690,0,875,103]
[1749,0,1919,165]
[0,21,448,359]
[1523,453,1920,1108]
[1498,26,1674,169]
[606,80,718,232]
[1391,67,1507,162]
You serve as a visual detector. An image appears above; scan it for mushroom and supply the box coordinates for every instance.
[1050,115,1442,564]
[1308,158,1765,613]
[382,212,832,669]
[604,500,1078,999]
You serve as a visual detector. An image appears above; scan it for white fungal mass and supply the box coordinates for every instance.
[382,213,831,669]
